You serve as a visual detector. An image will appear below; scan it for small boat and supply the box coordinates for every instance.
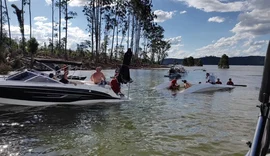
[164,73,182,79]
[179,83,235,94]
[164,65,187,79]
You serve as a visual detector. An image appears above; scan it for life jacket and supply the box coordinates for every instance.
[169,79,179,90]
[227,81,234,85]
[111,78,121,94]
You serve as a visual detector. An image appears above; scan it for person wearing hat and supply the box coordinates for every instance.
[227,78,234,85]
[182,80,191,89]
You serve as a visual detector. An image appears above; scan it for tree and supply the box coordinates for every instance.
[195,59,203,66]
[218,54,229,69]
[62,0,77,60]
[182,58,188,66]
[55,0,61,53]
[159,40,171,64]
[27,37,39,68]
[1,0,3,43]
[24,0,32,38]
[51,0,54,54]
[4,0,11,46]
[11,3,26,54]
[187,56,194,66]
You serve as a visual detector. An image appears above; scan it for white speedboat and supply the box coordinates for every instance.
[179,83,235,94]
[0,69,128,106]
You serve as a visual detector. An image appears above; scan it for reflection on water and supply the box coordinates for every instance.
[0,65,263,155]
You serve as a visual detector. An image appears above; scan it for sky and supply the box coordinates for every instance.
[3,0,270,59]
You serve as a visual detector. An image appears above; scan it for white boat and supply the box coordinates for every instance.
[0,49,134,106]
[179,83,235,94]
[0,69,129,106]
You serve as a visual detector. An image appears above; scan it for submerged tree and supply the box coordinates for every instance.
[195,59,203,66]
[182,58,188,66]
[218,54,229,69]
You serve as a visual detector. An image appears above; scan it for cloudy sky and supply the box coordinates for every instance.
[3,0,270,58]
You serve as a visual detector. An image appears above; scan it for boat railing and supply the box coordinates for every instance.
[246,40,270,156]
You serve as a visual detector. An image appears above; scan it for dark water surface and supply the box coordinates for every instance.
[0,65,264,156]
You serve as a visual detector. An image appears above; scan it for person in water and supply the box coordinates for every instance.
[182,80,191,89]
[227,78,234,85]
[216,78,222,84]
[90,66,108,85]
[169,78,179,90]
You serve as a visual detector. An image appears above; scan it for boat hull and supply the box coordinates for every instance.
[0,97,128,106]
[0,81,124,106]
[179,83,235,94]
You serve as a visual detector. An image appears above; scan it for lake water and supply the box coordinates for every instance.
[0,65,264,156]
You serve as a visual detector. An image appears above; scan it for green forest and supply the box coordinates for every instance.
[0,0,171,74]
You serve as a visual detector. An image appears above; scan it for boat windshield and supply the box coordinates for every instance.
[26,75,60,83]
[6,70,60,84]
[7,71,37,81]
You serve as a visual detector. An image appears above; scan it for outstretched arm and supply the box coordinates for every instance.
[101,73,106,81]
[90,74,94,81]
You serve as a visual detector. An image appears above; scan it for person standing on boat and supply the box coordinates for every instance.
[117,48,133,84]
[227,78,234,85]
[91,66,108,85]
[216,78,222,84]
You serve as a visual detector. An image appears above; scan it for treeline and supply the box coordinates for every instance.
[0,0,171,73]
[182,56,203,66]
[162,56,265,66]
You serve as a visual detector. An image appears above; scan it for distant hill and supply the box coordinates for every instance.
[162,56,265,66]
